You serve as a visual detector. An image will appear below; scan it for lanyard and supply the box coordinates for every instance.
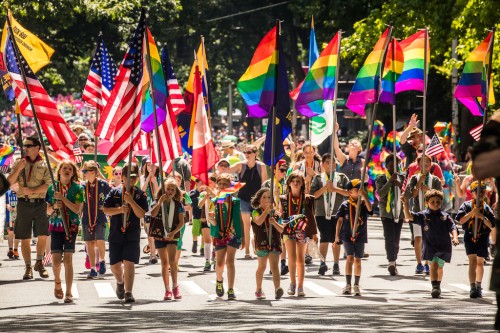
[86,180,99,232]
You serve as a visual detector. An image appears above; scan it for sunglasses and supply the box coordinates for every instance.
[244,151,255,154]
[82,169,95,174]
[219,164,229,168]
[417,150,423,153]
[114,172,122,176]
[79,138,89,141]
[279,168,287,172]
[24,144,37,148]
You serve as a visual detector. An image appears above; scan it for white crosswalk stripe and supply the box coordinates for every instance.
[94,282,116,298]
[179,281,208,295]
[303,281,337,296]
[62,283,79,298]
[449,283,491,294]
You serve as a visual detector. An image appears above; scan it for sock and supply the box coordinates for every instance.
[436,281,441,288]
[281,259,286,265]
[25,260,31,266]
[36,255,43,261]
[471,283,476,289]
[193,240,197,246]
[476,281,482,289]
[346,275,352,286]
[9,247,13,250]
[204,243,211,261]
[389,261,395,265]
[201,242,205,249]
[354,275,360,286]
[431,280,438,288]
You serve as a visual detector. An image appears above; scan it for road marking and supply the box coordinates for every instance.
[450,283,491,294]
[62,283,79,298]
[303,281,336,296]
[179,281,208,295]
[210,280,243,294]
[330,281,345,289]
[94,282,116,298]
[416,282,450,293]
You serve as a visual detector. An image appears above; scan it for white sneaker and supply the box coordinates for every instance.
[342,284,352,295]
[353,285,361,296]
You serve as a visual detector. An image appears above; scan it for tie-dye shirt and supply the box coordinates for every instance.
[46,182,85,232]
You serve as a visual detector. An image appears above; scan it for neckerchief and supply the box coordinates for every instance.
[58,181,71,239]
[287,192,304,217]
[24,154,42,183]
[257,208,272,250]
[217,197,232,238]
[417,173,431,211]
[468,200,485,243]
[322,172,337,220]
[86,180,98,234]
[121,186,135,233]
[348,197,363,242]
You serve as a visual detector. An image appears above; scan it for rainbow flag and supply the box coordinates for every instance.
[346,27,391,116]
[295,32,340,117]
[216,182,246,203]
[140,27,167,132]
[395,30,430,94]
[379,38,404,105]
[0,145,16,166]
[237,27,277,118]
[454,31,494,116]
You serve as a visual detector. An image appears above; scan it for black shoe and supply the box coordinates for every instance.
[200,247,204,256]
[318,263,328,275]
[305,254,312,265]
[470,287,479,299]
[149,257,158,264]
[124,292,135,303]
[431,287,441,298]
[388,264,397,276]
[227,288,236,300]
[192,241,198,254]
[477,287,483,298]
[280,263,289,276]
[332,264,340,275]
[7,250,14,259]
[116,283,125,300]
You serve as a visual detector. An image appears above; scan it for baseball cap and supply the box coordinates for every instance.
[122,162,139,177]
[277,159,289,169]
[346,179,367,190]
[470,181,486,192]
[220,140,234,149]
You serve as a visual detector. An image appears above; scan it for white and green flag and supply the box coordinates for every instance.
[310,100,333,146]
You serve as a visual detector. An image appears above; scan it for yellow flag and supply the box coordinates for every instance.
[489,76,496,105]
[185,43,209,94]
[1,10,54,73]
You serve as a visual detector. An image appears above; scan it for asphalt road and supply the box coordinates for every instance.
[0,217,497,332]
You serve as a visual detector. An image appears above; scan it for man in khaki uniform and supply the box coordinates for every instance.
[7,136,51,280]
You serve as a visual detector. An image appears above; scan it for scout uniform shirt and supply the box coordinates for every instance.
[82,178,112,227]
[336,199,373,243]
[310,172,349,219]
[13,155,51,199]
[455,201,496,245]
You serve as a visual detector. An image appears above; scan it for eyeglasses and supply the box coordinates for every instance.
[417,150,423,153]
[24,144,37,148]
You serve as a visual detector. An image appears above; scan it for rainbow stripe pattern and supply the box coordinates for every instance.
[346,28,390,116]
[379,38,404,105]
[237,27,277,118]
[141,27,167,132]
[454,31,494,116]
[395,30,429,94]
[295,32,340,117]
[216,182,245,203]
[0,145,16,166]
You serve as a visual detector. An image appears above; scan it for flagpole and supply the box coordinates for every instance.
[94,32,103,163]
[390,37,400,218]
[144,23,167,233]
[353,26,393,239]
[421,27,429,178]
[327,31,342,217]
[15,107,29,198]
[200,36,213,134]
[474,27,495,240]
[5,14,70,240]
[268,19,280,244]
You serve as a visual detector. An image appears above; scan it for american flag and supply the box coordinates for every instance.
[3,31,77,157]
[469,124,483,142]
[161,46,186,115]
[82,38,117,113]
[151,113,183,172]
[135,130,151,151]
[425,134,445,157]
[72,147,83,164]
[98,10,146,166]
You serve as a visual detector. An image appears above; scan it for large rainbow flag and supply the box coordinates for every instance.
[141,27,167,132]
[379,38,404,105]
[295,32,340,117]
[395,30,429,94]
[454,31,494,116]
[0,145,16,166]
[346,28,391,116]
[237,27,277,118]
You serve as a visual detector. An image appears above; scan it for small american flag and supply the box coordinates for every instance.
[469,124,483,142]
[4,31,77,157]
[425,134,445,157]
[43,250,52,267]
[161,46,186,115]
[82,37,117,113]
[72,147,83,164]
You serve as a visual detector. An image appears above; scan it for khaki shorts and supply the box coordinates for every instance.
[14,200,49,239]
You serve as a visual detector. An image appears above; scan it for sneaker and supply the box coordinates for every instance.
[415,263,424,274]
[477,287,483,298]
[13,249,19,259]
[424,264,430,275]
[87,269,98,279]
[388,263,397,276]
[124,292,135,303]
[275,287,284,300]
[287,284,296,295]
[99,261,106,275]
[173,286,182,299]
[203,260,211,272]
[149,257,158,264]
[85,255,91,270]
[7,250,14,259]
[470,287,479,299]
[342,285,352,295]
[490,243,496,258]
[164,290,173,301]
[23,265,33,280]
[215,280,224,297]
[280,261,289,276]
[305,254,313,265]
[227,288,236,300]
[332,264,340,275]
[297,288,305,297]
[318,262,328,275]
[192,241,198,254]
[255,290,266,299]
[353,285,361,296]
[212,259,216,270]
[431,287,441,298]
[116,283,125,300]
[34,260,49,278]
[200,247,204,256]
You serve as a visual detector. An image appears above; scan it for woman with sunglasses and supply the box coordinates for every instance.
[279,171,318,296]
[226,145,267,259]
[81,161,111,279]
[110,166,123,188]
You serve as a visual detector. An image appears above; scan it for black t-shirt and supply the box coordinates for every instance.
[189,189,202,219]
[104,186,148,243]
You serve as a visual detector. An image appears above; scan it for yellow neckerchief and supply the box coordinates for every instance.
[384,169,393,213]
[347,196,363,230]
[468,199,486,242]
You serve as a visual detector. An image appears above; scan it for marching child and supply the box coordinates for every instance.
[6,184,19,260]
[455,181,496,298]
[335,179,373,296]
[199,173,217,271]
[251,188,284,300]
[208,173,245,300]
[151,178,185,300]
[403,189,459,298]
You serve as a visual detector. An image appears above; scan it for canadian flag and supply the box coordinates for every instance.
[190,65,218,185]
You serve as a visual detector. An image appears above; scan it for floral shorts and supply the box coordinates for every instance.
[282,230,307,244]
[214,232,242,251]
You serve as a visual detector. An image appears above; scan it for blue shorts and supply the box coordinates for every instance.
[51,230,78,253]
[343,242,365,259]
[240,200,252,214]
[109,241,140,265]
[464,236,489,258]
